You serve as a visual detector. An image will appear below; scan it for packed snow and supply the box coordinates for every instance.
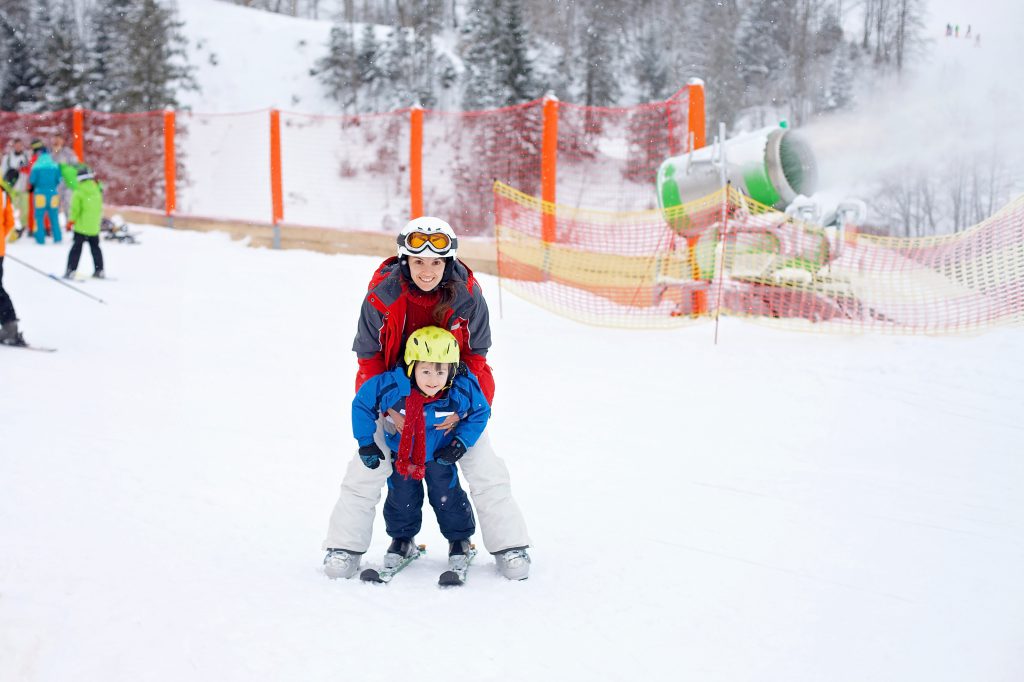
[2,226,1022,681]
[3,1,1023,680]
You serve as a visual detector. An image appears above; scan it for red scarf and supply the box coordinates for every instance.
[395,390,439,480]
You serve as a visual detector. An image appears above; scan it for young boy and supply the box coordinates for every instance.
[62,164,105,279]
[326,326,490,578]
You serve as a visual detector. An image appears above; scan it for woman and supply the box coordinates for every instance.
[322,216,532,580]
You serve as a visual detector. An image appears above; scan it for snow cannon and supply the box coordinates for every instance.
[657,125,818,232]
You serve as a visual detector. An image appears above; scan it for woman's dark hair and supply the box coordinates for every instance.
[432,281,457,325]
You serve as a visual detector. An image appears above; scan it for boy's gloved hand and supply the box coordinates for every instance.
[358,443,385,469]
[434,438,467,465]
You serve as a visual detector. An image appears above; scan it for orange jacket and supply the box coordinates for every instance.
[0,187,14,257]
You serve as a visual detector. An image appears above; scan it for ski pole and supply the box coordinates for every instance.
[5,254,107,305]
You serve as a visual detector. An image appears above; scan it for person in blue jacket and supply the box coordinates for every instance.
[334,325,490,576]
[27,142,62,245]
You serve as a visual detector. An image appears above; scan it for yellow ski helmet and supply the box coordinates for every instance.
[404,326,460,376]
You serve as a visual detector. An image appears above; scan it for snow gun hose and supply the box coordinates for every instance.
[5,255,107,305]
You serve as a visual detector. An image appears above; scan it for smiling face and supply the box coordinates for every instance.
[407,256,447,292]
[413,361,450,397]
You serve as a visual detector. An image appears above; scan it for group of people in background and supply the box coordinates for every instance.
[945,23,981,46]
[0,133,106,348]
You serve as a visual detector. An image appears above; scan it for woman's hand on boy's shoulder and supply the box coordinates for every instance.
[435,413,459,433]
[387,408,405,432]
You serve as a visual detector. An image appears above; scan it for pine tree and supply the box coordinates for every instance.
[407,1,446,108]
[735,0,792,116]
[576,2,621,107]
[314,22,359,110]
[824,42,857,112]
[0,3,47,112]
[633,24,668,103]
[41,0,87,110]
[121,0,196,111]
[461,0,538,109]
[83,0,134,111]
[356,23,384,109]
[379,24,414,110]
[690,0,742,128]
[460,1,500,110]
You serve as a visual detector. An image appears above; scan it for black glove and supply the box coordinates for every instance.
[434,438,467,465]
[359,443,385,469]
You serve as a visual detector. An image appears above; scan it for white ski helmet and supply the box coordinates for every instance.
[396,216,458,259]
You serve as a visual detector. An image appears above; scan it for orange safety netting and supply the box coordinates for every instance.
[494,182,1024,334]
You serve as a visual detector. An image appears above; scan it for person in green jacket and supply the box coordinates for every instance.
[63,164,105,279]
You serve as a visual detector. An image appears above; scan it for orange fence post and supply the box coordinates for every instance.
[269,109,284,248]
[409,105,424,220]
[540,94,559,244]
[686,78,706,151]
[72,106,85,162]
[686,79,708,314]
[163,109,176,224]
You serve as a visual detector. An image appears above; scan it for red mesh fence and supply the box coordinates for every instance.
[422,102,544,235]
[82,110,167,210]
[557,90,690,214]
[0,110,75,154]
[279,110,409,231]
[2,87,693,234]
[178,110,269,223]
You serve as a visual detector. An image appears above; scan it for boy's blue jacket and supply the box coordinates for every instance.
[352,365,490,461]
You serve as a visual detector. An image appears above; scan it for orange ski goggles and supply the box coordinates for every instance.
[402,231,453,254]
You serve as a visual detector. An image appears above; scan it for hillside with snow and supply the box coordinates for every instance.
[2,222,1023,681]
[176,0,336,113]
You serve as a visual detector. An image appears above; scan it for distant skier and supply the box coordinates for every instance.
[1,138,30,232]
[49,134,78,218]
[0,181,28,346]
[945,23,952,37]
[63,164,105,280]
[27,141,62,245]
[338,326,488,579]
[965,24,971,38]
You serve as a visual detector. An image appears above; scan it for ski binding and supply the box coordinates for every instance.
[360,544,426,583]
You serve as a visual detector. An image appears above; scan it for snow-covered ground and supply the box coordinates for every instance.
[2,226,1022,681]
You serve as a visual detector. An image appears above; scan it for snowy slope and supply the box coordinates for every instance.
[2,227,1022,681]
[176,0,336,113]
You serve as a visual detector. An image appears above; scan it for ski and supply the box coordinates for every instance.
[71,275,118,282]
[438,546,477,587]
[1,341,56,352]
[360,544,426,584]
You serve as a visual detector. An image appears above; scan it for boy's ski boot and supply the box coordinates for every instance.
[439,540,477,586]
[360,537,424,583]
[495,547,531,581]
[323,548,361,579]
[63,269,75,280]
[382,537,419,570]
[93,270,105,279]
